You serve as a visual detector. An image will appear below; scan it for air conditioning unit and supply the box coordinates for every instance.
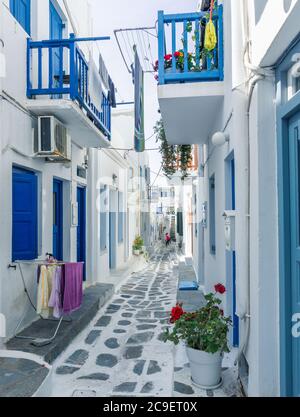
[36,116,71,162]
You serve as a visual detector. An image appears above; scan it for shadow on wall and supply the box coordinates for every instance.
[255,0,293,24]
[254,0,268,24]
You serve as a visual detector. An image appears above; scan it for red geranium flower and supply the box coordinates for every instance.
[164,54,172,61]
[214,283,226,294]
[170,303,185,323]
[174,51,181,58]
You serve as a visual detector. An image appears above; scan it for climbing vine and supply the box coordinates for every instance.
[154,118,193,180]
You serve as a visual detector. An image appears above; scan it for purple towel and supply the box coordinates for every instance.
[62,263,83,314]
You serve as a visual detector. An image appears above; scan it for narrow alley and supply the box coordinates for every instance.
[50,247,239,398]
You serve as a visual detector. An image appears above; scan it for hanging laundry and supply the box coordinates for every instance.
[62,263,83,314]
[37,265,55,318]
[99,53,110,90]
[88,52,103,110]
[204,0,217,51]
[48,266,63,319]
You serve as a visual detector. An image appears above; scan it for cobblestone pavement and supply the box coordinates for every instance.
[50,247,241,397]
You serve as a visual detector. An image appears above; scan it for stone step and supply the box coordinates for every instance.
[6,284,114,365]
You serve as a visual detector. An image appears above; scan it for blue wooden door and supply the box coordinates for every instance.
[53,179,63,261]
[49,1,63,90]
[12,167,38,261]
[288,113,300,396]
[10,0,31,34]
[231,158,239,347]
[77,187,86,281]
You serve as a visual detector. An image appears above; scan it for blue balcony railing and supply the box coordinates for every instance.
[27,35,111,139]
[157,5,223,85]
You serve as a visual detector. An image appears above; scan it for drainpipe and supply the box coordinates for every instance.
[234,0,272,365]
[235,74,264,366]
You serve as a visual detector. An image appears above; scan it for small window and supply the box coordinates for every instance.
[118,192,124,243]
[100,186,107,252]
[209,174,216,255]
[10,0,31,35]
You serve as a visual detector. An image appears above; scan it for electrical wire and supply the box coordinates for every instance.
[151,164,163,187]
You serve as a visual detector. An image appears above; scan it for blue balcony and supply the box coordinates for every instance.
[26,35,111,148]
[157,5,223,85]
[157,6,224,145]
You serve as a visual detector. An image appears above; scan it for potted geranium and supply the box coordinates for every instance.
[132,236,144,256]
[153,51,196,80]
[164,284,232,389]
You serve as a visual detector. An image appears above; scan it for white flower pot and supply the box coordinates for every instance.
[186,347,223,390]
[133,249,140,256]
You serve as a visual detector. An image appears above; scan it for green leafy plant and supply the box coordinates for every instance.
[133,235,144,251]
[154,119,193,180]
[163,285,232,354]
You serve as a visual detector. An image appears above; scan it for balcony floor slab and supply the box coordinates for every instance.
[27,99,110,149]
[158,81,224,145]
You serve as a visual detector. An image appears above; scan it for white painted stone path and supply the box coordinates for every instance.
[50,247,241,397]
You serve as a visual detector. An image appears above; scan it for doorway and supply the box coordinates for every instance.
[226,154,239,347]
[77,186,86,280]
[53,179,63,261]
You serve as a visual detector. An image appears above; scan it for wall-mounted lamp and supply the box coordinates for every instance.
[211,131,230,147]
[112,174,118,185]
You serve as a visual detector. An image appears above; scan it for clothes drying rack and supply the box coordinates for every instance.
[10,258,84,348]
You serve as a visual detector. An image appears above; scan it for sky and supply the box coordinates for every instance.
[90,0,197,186]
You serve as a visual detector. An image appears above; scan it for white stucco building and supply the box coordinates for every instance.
[0,0,149,341]
[157,0,300,397]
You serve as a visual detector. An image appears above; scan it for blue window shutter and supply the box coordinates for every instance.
[12,168,38,261]
[118,192,124,243]
[100,187,107,251]
[10,0,31,35]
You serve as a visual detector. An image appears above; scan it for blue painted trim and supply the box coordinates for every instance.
[53,179,63,261]
[10,0,31,35]
[158,11,165,85]
[157,6,223,85]
[26,36,112,140]
[77,186,86,281]
[276,44,300,396]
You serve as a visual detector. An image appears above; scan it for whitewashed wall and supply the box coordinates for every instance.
[0,0,93,339]
[190,0,288,396]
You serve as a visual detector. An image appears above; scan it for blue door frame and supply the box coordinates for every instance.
[225,154,239,347]
[12,167,38,261]
[277,39,300,396]
[49,1,63,92]
[77,186,86,281]
[53,179,63,261]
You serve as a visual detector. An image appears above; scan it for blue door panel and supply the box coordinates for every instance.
[49,1,63,91]
[53,179,63,260]
[288,114,300,396]
[10,0,31,34]
[12,168,38,261]
[77,187,86,281]
[231,158,239,347]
